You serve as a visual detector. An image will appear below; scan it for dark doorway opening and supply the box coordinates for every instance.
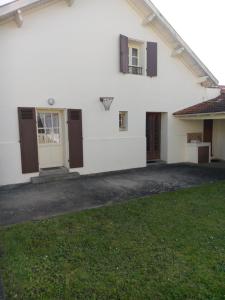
[146,112,161,162]
[203,119,213,156]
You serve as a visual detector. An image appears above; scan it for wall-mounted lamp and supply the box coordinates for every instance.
[100,97,114,111]
[47,98,55,106]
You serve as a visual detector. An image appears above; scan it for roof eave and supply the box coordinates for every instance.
[0,0,68,25]
[174,111,225,119]
[140,0,219,86]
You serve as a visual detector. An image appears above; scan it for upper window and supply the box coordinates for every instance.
[128,42,143,75]
[37,112,60,145]
[130,47,139,67]
[120,35,157,77]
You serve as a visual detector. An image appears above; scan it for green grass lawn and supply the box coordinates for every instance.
[1,182,225,299]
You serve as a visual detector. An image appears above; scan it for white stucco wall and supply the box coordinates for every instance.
[0,0,216,185]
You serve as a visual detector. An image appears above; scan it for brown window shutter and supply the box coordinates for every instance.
[120,34,129,73]
[147,42,158,77]
[18,107,39,174]
[68,109,83,168]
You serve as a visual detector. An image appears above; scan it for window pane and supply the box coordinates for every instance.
[45,113,52,129]
[132,57,138,66]
[38,135,45,144]
[38,128,45,144]
[54,127,59,134]
[37,113,45,128]
[132,48,138,57]
[37,112,61,144]
[119,114,123,128]
[38,128,45,134]
[45,128,53,143]
[53,113,59,127]
[53,128,60,144]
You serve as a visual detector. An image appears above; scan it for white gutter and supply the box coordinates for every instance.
[0,0,73,26]
[0,0,39,15]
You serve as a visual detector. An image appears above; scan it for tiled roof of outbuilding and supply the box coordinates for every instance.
[174,91,225,116]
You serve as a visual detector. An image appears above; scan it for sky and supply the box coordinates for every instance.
[152,0,224,84]
[0,0,224,83]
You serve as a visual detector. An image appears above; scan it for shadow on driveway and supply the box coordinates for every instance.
[1,163,225,226]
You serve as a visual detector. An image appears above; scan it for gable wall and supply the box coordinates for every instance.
[0,0,218,185]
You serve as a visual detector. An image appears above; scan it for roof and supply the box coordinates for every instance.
[174,91,225,116]
[0,0,219,86]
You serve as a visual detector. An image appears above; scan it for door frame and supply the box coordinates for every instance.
[146,112,162,162]
[35,108,68,171]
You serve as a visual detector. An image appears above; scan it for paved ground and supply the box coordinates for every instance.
[1,163,225,226]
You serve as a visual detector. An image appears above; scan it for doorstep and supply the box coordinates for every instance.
[147,160,166,166]
[39,167,69,176]
[31,167,80,184]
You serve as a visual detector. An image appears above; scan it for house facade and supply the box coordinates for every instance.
[0,0,221,186]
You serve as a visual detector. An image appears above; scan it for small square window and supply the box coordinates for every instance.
[119,111,128,131]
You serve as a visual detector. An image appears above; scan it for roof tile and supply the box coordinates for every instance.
[174,92,225,116]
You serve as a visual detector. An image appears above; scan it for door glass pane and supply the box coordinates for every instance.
[38,128,45,144]
[45,128,53,143]
[53,128,60,144]
[53,113,59,127]
[45,113,52,129]
[37,112,61,145]
[38,113,45,128]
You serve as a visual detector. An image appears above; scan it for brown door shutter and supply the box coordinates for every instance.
[147,42,158,77]
[203,119,213,155]
[18,107,39,174]
[68,109,83,168]
[120,34,129,73]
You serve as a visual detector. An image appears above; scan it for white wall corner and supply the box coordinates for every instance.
[142,14,156,26]
[14,9,23,28]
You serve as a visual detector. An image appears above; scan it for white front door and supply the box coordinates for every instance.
[37,110,64,169]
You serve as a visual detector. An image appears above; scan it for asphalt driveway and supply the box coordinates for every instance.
[1,163,225,226]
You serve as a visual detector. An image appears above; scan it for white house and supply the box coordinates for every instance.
[0,0,223,186]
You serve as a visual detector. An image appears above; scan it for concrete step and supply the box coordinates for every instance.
[39,167,69,176]
[31,172,80,184]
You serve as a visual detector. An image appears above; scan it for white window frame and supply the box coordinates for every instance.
[129,46,140,67]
